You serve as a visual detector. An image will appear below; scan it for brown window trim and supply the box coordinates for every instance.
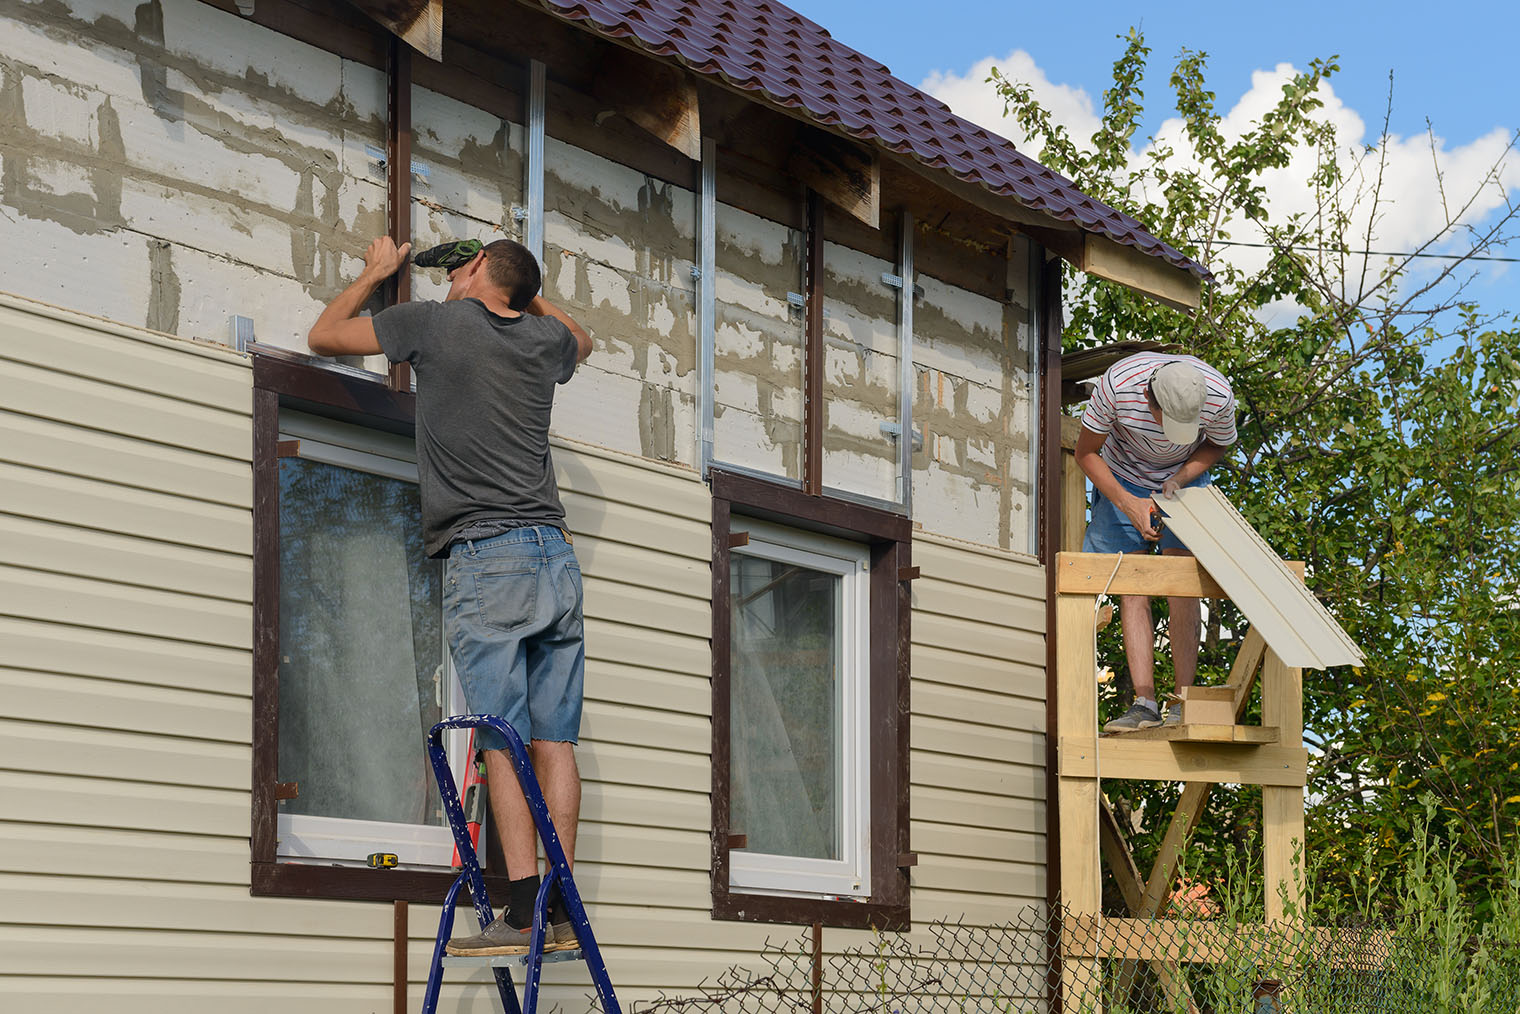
[709,469,912,931]
[250,347,512,904]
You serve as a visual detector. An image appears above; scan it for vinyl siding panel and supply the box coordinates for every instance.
[0,290,1050,1010]
[908,534,1048,926]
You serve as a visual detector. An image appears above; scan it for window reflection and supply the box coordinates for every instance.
[729,556,842,861]
[277,458,444,826]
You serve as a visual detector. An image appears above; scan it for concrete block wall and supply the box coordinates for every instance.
[913,232,1038,552]
[541,134,699,464]
[0,0,389,349]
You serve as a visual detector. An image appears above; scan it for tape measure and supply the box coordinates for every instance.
[366,852,399,869]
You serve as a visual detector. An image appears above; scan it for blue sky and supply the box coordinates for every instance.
[790,0,1520,321]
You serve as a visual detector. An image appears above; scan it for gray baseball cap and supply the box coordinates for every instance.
[1150,362,1207,445]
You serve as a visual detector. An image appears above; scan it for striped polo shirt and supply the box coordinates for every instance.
[1081,353,1237,489]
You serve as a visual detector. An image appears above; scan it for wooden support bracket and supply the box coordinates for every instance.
[788,125,880,229]
[592,46,701,159]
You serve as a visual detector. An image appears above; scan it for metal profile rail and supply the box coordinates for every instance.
[422,715,621,1014]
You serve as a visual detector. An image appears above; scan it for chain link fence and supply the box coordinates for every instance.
[612,905,1520,1014]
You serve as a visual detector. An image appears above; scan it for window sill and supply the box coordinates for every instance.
[250,861,513,905]
[711,886,910,932]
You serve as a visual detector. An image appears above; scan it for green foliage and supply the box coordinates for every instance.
[993,31,1520,912]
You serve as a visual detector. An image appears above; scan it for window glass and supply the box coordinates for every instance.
[277,457,445,828]
[727,522,869,897]
[730,554,842,861]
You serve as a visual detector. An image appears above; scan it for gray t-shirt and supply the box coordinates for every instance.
[373,298,579,557]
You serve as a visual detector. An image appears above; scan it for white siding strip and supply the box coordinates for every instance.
[1159,485,1364,667]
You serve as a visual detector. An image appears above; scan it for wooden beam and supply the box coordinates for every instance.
[1082,232,1203,312]
[1062,917,1388,967]
[1060,452,1087,555]
[1229,627,1269,716]
[1056,593,1101,1003]
[1059,414,1085,451]
[1135,628,1267,919]
[1059,737,1308,787]
[591,45,701,160]
[348,0,442,61]
[1056,551,1306,598]
[1106,724,1279,744]
[788,126,880,229]
[1262,648,1306,923]
[1099,801,1146,913]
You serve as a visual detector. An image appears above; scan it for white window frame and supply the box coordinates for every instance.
[274,412,471,869]
[728,519,872,899]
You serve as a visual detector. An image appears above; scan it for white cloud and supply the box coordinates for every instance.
[920,55,1520,299]
[920,50,1101,154]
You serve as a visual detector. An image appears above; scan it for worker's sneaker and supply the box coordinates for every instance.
[445,912,533,956]
[549,915,580,952]
[1104,700,1163,733]
[1163,702,1184,727]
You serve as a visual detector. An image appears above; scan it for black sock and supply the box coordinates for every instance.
[505,875,540,931]
[545,881,566,924]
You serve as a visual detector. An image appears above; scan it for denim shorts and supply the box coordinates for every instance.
[444,526,585,751]
[1082,472,1212,555]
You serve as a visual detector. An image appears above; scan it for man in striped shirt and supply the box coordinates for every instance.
[1075,352,1237,732]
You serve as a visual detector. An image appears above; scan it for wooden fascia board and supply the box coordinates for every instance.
[1081,231,1202,311]
[347,0,442,61]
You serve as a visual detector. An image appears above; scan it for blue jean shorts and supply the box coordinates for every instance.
[444,526,585,751]
[1083,472,1212,555]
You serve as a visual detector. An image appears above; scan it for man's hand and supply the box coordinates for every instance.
[1121,492,1162,541]
[309,236,410,357]
[362,236,411,281]
[1159,474,1183,500]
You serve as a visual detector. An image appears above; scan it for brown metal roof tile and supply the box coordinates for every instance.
[529,0,1206,280]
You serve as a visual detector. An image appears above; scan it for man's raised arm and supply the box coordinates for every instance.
[308,236,411,357]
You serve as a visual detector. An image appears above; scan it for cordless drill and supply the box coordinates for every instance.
[411,238,483,271]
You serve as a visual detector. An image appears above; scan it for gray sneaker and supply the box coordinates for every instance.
[549,916,579,952]
[445,912,532,956]
[1104,700,1162,733]
[1163,702,1184,727]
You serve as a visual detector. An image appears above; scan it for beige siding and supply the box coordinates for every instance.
[0,290,1050,1009]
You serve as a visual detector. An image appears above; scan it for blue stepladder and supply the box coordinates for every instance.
[422,714,622,1014]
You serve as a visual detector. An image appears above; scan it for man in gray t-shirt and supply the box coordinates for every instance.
[309,235,592,955]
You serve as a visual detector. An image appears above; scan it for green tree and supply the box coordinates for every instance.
[992,29,1520,913]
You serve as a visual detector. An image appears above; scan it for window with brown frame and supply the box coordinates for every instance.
[249,348,510,903]
[709,469,913,930]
